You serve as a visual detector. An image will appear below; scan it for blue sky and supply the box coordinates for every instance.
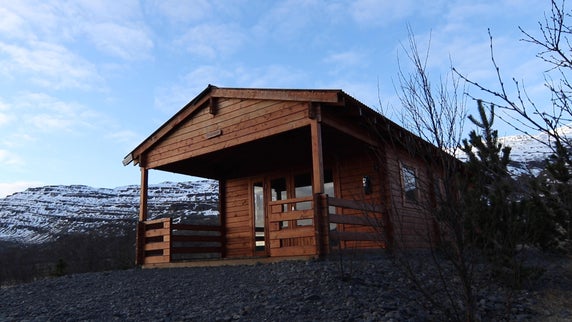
[0,0,553,197]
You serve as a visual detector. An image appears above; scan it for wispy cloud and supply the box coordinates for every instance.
[176,23,245,59]
[0,41,103,90]
[349,0,442,27]
[106,130,140,145]
[154,65,232,114]
[0,92,106,137]
[83,22,153,61]
[0,181,43,198]
[148,0,213,23]
[0,149,21,166]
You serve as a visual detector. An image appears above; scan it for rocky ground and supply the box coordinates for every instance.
[0,251,570,321]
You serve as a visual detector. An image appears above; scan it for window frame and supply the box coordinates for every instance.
[400,162,419,204]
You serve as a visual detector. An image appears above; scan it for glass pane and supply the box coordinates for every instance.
[271,177,288,225]
[294,173,312,210]
[253,182,265,250]
[402,165,417,202]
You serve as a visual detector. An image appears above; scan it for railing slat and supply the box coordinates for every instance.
[145,228,170,238]
[268,209,314,222]
[330,231,379,241]
[172,224,223,232]
[268,196,314,206]
[329,213,379,226]
[144,241,170,251]
[171,235,222,243]
[328,197,384,213]
[270,226,314,239]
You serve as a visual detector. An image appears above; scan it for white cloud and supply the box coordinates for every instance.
[323,50,368,75]
[0,41,103,90]
[154,65,232,114]
[0,133,35,148]
[83,22,153,61]
[107,130,140,144]
[234,65,308,88]
[148,0,213,23]
[0,181,43,198]
[349,0,445,27]
[253,0,328,42]
[10,92,104,134]
[176,23,245,59]
[0,149,22,166]
[0,1,154,62]
[0,7,26,39]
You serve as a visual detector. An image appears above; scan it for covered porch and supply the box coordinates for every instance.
[137,193,386,266]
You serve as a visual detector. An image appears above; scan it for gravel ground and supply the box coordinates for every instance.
[0,252,570,321]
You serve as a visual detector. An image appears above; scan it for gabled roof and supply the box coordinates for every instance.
[122,84,448,172]
[123,85,364,166]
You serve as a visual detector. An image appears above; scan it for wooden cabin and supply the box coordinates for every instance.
[123,85,450,266]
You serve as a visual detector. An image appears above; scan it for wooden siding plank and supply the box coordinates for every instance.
[148,100,300,152]
[144,242,170,251]
[172,247,223,254]
[145,228,170,238]
[157,99,284,145]
[329,213,375,226]
[330,231,379,241]
[146,100,310,168]
[268,209,314,222]
[171,235,222,243]
[328,197,384,213]
[270,227,314,239]
[143,255,170,265]
[270,245,317,257]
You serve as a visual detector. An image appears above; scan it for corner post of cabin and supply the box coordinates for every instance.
[139,166,149,222]
[218,179,227,258]
[309,102,326,256]
[136,166,149,266]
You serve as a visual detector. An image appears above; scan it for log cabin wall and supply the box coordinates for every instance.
[144,97,310,170]
[335,151,385,249]
[384,144,437,249]
[223,177,253,258]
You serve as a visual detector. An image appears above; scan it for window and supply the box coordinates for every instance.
[401,164,418,202]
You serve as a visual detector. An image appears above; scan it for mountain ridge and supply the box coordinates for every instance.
[0,180,219,244]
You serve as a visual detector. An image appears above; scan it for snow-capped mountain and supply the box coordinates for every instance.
[0,180,219,244]
[499,133,555,175]
[458,129,568,175]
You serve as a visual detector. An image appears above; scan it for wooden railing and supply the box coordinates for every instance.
[265,195,386,256]
[326,196,385,246]
[268,196,318,257]
[139,218,224,265]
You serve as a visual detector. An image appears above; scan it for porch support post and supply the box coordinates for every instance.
[139,167,149,222]
[310,104,326,256]
[310,107,324,194]
[136,166,148,266]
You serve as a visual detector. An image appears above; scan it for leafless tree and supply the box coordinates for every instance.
[367,27,483,321]
[454,0,572,251]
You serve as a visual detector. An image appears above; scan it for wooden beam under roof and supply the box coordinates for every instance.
[211,87,343,103]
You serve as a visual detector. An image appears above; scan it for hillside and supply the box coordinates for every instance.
[0,180,219,244]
